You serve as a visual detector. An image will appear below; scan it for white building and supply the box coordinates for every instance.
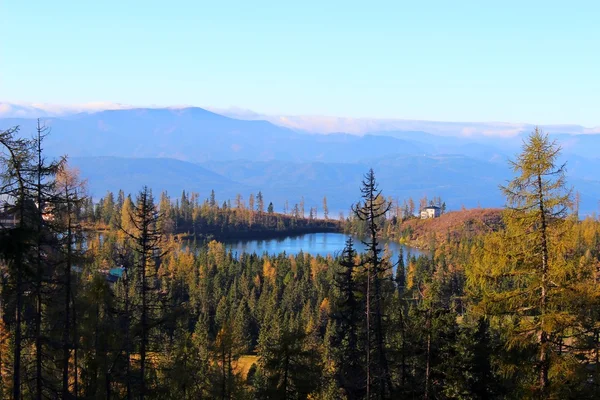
[420,205,441,219]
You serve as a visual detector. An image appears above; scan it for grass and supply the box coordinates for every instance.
[237,355,259,379]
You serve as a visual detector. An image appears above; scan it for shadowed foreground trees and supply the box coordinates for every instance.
[2,125,600,399]
[329,238,366,399]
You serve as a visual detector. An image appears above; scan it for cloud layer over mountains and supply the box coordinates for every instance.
[2,102,599,137]
[209,107,600,137]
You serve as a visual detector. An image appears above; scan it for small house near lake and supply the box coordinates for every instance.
[420,205,441,219]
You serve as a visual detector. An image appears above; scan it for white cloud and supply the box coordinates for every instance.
[0,104,12,114]
[0,101,133,118]
[242,115,600,137]
[1,101,598,137]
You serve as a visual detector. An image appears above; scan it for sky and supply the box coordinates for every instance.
[1,1,599,126]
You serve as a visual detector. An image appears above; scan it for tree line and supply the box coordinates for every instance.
[86,189,340,241]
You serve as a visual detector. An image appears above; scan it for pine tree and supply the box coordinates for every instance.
[32,121,64,399]
[329,238,365,398]
[256,191,264,214]
[258,318,321,399]
[247,193,255,227]
[54,164,87,398]
[352,169,393,398]
[395,248,405,296]
[0,126,35,398]
[101,191,115,226]
[210,189,217,209]
[122,187,167,398]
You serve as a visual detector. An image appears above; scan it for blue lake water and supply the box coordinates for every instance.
[223,232,422,263]
[106,233,423,279]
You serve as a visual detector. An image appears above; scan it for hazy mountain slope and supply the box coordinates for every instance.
[68,152,600,217]
[552,134,600,159]
[200,155,512,213]
[3,108,599,163]
[68,154,511,215]
[69,156,246,200]
[0,108,423,163]
[0,108,299,161]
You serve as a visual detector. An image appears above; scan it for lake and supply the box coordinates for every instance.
[106,233,424,279]
[223,232,422,264]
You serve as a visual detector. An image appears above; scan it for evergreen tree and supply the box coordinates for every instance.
[31,121,65,399]
[329,238,365,398]
[352,169,393,398]
[256,191,264,214]
[0,126,35,398]
[101,191,115,225]
[395,248,405,296]
[54,164,87,398]
[210,189,217,209]
[258,319,322,399]
[123,187,167,399]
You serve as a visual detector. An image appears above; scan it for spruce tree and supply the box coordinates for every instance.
[395,248,405,296]
[54,164,87,398]
[122,187,167,398]
[0,126,35,399]
[329,238,365,399]
[352,169,393,399]
[31,121,65,399]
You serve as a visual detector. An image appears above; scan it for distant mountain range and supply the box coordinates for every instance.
[3,101,599,136]
[208,107,600,137]
[1,106,599,216]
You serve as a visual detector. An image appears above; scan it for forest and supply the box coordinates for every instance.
[87,187,340,242]
[1,123,600,400]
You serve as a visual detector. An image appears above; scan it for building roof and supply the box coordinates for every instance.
[422,205,441,210]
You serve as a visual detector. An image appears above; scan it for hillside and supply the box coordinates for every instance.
[69,156,247,199]
[0,108,422,163]
[395,208,504,249]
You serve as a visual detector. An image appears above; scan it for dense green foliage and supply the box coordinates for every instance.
[86,189,340,241]
[1,125,600,399]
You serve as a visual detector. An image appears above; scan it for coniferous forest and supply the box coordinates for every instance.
[3,124,600,400]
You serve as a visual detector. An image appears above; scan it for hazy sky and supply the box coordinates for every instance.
[1,1,598,126]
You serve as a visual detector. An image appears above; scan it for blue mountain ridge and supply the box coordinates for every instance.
[1,108,599,215]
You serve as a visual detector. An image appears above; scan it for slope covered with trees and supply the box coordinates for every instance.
[86,188,340,241]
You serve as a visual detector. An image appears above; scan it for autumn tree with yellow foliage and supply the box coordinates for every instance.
[469,128,600,398]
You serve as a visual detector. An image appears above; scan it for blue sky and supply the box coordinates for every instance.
[1,1,598,126]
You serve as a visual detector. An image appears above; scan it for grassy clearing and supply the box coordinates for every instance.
[237,355,259,379]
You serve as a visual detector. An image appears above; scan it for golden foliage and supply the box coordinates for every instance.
[263,258,276,283]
